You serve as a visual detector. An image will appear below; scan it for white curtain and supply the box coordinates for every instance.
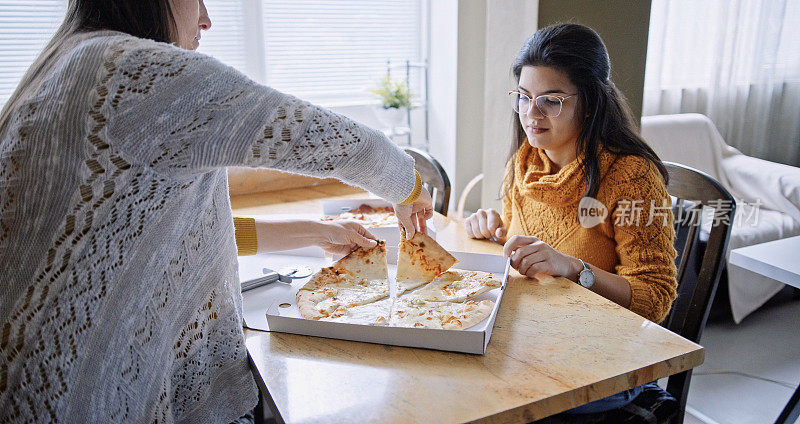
[644,0,800,167]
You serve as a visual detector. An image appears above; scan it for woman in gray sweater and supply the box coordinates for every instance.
[0,1,431,422]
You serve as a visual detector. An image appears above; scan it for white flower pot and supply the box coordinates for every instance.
[374,106,408,129]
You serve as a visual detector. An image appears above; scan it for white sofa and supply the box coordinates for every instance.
[641,113,800,323]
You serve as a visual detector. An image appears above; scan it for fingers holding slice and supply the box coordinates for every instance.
[415,212,428,235]
[476,210,492,239]
[503,234,540,258]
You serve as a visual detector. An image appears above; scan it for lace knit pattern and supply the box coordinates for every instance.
[0,32,415,423]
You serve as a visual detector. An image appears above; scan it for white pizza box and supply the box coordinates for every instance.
[240,247,510,355]
[321,198,436,246]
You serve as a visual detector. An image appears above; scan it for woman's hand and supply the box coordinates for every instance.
[503,235,582,280]
[393,187,433,239]
[315,221,379,256]
[252,219,378,255]
[465,209,507,242]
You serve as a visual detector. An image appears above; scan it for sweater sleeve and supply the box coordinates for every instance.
[501,159,514,228]
[502,190,513,229]
[233,217,258,256]
[102,37,415,204]
[609,158,678,323]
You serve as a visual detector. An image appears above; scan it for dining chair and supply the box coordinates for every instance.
[404,147,451,216]
[535,162,735,424]
[660,161,736,424]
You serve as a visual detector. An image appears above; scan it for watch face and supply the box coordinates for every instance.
[579,270,594,288]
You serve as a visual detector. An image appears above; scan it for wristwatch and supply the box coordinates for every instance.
[577,259,595,288]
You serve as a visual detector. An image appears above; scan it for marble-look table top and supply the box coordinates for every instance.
[233,183,704,423]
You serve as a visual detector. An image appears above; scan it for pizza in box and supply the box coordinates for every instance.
[296,232,502,330]
[320,204,398,228]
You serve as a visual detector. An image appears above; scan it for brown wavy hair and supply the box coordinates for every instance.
[504,23,668,199]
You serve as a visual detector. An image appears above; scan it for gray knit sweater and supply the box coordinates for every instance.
[0,31,415,423]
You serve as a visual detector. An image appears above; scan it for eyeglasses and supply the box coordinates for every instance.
[508,90,577,118]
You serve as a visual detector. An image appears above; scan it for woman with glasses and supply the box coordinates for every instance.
[465,23,679,422]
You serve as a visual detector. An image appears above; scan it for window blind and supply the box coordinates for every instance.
[200,0,424,106]
[196,1,249,75]
[261,0,423,105]
[0,0,65,106]
[0,1,425,108]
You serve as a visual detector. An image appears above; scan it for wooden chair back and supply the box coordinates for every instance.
[661,162,735,424]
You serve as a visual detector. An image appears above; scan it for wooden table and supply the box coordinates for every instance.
[232,182,705,424]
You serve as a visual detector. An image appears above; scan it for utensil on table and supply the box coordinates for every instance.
[241,265,313,292]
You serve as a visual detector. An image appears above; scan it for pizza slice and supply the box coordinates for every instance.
[319,297,395,326]
[321,204,398,228]
[390,297,494,330]
[297,241,390,320]
[396,230,458,294]
[332,239,388,280]
[407,269,502,303]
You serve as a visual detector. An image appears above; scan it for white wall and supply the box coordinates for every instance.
[453,0,488,213]
[427,0,538,214]
[481,1,539,211]
[428,0,459,205]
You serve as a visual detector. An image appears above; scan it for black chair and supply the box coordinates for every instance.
[776,385,800,424]
[404,147,451,216]
[535,162,736,424]
[660,162,736,424]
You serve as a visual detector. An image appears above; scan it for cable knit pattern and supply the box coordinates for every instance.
[503,143,677,323]
[0,31,415,423]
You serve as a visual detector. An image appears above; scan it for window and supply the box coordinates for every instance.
[200,0,426,106]
[0,1,66,106]
[644,0,800,166]
[0,1,426,108]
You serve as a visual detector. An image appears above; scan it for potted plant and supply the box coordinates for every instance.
[369,72,415,132]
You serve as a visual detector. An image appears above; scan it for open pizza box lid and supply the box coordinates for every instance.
[321,198,436,246]
[240,248,510,355]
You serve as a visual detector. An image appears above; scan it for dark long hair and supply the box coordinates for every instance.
[0,0,175,134]
[505,23,668,199]
[68,0,175,43]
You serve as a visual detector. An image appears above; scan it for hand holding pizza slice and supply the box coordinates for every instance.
[396,229,458,294]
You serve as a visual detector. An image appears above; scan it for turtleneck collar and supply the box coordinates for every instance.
[513,142,615,206]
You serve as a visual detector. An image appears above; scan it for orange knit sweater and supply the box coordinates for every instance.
[502,143,677,323]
